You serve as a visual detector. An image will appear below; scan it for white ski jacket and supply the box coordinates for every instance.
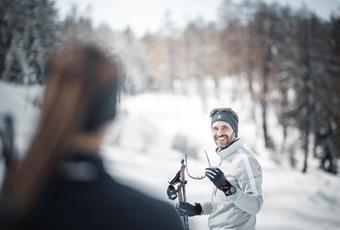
[201,139,263,230]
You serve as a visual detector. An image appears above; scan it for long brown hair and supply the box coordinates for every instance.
[2,41,120,213]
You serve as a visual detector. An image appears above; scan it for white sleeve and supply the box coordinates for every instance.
[227,176,263,214]
[200,201,214,215]
[227,154,263,214]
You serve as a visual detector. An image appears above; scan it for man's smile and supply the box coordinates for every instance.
[215,135,229,146]
[217,136,227,141]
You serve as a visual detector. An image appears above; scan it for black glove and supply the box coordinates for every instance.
[205,167,232,192]
[176,202,202,217]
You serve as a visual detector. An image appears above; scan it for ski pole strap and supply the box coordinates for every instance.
[169,170,181,185]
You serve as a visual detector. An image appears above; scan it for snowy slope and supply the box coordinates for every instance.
[0,80,340,230]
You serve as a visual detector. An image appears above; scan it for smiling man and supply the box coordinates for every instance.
[176,108,263,230]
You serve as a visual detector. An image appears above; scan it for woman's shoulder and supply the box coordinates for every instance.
[110,179,174,212]
[104,179,184,229]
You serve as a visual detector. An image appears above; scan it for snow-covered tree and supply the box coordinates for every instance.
[0,0,58,84]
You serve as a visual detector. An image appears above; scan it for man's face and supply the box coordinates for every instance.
[211,121,235,149]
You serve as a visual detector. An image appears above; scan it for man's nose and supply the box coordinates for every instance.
[217,128,223,136]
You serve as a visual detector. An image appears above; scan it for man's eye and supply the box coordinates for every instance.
[222,127,229,131]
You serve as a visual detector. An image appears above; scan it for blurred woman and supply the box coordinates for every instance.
[1,41,183,230]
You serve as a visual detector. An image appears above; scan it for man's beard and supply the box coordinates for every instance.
[215,133,235,149]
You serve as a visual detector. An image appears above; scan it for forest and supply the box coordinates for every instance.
[0,0,339,174]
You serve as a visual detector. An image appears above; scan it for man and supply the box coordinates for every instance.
[176,108,263,230]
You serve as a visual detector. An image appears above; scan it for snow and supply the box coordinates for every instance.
[0,82,41,157]
[1,80,340,230]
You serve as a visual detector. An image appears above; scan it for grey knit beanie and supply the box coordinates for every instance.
[210,108,238,136]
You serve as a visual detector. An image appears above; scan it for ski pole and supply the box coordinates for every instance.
[179,159,189,230]
[167,159,189,230]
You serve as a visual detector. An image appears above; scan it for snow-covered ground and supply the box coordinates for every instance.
[1,80,340,230]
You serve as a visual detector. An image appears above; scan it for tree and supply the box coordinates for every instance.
[330,14,340,173]
[0,0,58,84]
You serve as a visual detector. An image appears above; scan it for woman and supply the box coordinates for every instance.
[1,42,183,230]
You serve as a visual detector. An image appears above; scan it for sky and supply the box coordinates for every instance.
[55,0,340,36]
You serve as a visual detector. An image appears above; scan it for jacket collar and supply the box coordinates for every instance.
[57,149,104,181]
[216,139,242,160]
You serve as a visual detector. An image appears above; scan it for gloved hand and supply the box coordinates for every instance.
[205,167,232,192]
[176,202,202,217]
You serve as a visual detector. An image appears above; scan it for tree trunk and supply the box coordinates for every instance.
[302,130,309,173]
[261,49,273,149]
